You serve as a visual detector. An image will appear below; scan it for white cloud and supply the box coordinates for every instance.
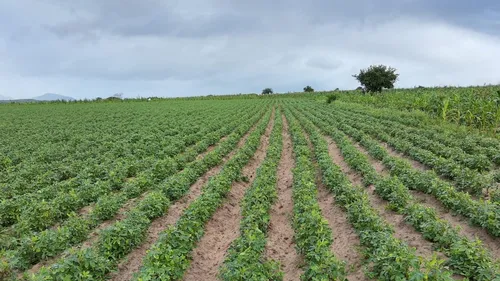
[1,1,500,98]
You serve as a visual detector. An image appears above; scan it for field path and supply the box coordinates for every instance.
[182,109,275,281]
[325,135,442,259]
[264,113,303,281]
[108,114,267,281]
[300,129,369,280]
[352,137,500,261]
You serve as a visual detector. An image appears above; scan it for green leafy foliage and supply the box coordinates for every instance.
[303,86,314,92]
[353,64,399,93]
[219,109,283,281]
[133,109,273,281]
[262,88,274,95]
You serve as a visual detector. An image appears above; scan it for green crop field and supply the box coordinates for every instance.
[0,92,499,281]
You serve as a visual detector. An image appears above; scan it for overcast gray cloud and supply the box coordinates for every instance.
[1,0,500,99]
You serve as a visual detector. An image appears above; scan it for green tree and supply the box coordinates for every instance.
[262,88,273,95]
[303,85,314,92]
[353,65,398,93]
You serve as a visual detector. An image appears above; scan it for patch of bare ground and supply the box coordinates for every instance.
[264,114,303,281]
[324,136,442,260]
[317,183,369,281]
[411,190,500,261]
[352,142,389,176]
[300,126,369,280]
[182,110,275,281]
[376,142,499,245]
[108,114,269,281]
[26,134,238,277]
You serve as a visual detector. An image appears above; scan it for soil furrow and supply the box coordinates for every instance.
[108,118,267,281]
[325,136,441,259]
[264,114,303,281]
[300,124,368,280]
[24,134,236,277]
[352,138,500,261]
[182,110,275,281]
[410,190,500,261]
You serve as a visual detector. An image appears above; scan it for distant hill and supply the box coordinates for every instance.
[0,95,12,100]
[33,93,75,101]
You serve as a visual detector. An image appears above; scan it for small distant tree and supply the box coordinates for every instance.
[353,65,398,93]
[262,88,273,95]
[303,86,314,92]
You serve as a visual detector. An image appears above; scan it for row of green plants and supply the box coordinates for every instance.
[334,102,500,162]
[0,106,267,273]
[324,104,494,196]
[336,106,492,172]
[132,109,274,281]
[0,103,227,200]
[14,106,273,281]
[285,106,455,281]
[304,103,500,237]
[285,110,347,280]
[0,105,259,244]
[219,108,283,280]
[334,86,500,132]
[0,104,257,231]
[292,106,500,280]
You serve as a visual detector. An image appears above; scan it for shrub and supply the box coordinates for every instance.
[326,94,339,104]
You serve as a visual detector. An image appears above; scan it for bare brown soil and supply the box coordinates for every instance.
[300,126,369,280]
[264,114,303,281]
[411,190,500,260]
[325,136,442,259]
[182,110,275,281]
[107,116,267,281]
[374,140,500,257]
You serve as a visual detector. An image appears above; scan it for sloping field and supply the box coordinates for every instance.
[0,98,499,281]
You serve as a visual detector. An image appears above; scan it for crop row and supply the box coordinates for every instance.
[291,106,500,280]
[285,106,456,280]
[0,105,259,234]
[336,106,492,171]
[0,103,230,199]
[0,106,267,273]
[284,109,347,280]
[302,103,500,237]
[334,102,500,164]
[313,101,494,196]
[0,105,260,244]
[132,108,274,280]
[219,108,283,280]
[9,106,273,281]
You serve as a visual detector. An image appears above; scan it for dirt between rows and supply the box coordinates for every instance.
[24,131,240,278]
[373,140,500,260]
[302,130,368,281]
[264,114,303,281]
[182,110,275,281]
[324,135,443,261]
[108,114,269,281]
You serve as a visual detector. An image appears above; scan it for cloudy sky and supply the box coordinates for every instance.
[1,0,500,99]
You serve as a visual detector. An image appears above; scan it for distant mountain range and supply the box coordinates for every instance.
[33,93,75,101]
[0,93,75,103]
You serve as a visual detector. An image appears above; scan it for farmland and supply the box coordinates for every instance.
[0,94,499,281]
